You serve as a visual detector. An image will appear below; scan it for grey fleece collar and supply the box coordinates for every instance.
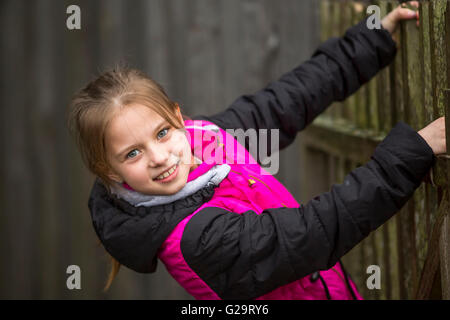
[109,163,231,207]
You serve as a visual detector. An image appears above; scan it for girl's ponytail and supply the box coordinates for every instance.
[104,255,121,292]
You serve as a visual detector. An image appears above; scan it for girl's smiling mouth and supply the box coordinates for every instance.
[153,161,180,183]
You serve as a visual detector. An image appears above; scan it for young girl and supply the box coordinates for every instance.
[67,3,446,299]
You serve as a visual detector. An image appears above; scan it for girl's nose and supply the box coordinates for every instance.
[147,146,170,167]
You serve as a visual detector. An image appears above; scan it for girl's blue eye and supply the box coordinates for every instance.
[126,149,140,159]
[157,128,169,139]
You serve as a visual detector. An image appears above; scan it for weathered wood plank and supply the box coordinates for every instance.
[421,1,434,124]
[352,1,367,129]
[395,207,408,299]
[403,2,428,293]
[98,0,126,70]
[302,118,382,164]
[391,13,405,123]
[431,0,448,117]
[415,188,448,299]
[440,207,450,299]
[366,0,380,133]
[420,5,441,292]
[404,10,424,130]
[440,211,450,299]
[342,1,357,126]
[388,214,400,299]
[441,17,450,296]
[376,0,391,133]
[146,0,171,90]
[325,0,339,121]
[186,0,221,115]
[162,0,189,105]
[381,221,392,299]
[335,0,350,120]
[1,0,31,299]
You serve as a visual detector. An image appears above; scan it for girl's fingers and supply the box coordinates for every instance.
[382,1,421,33]
[395,7,419,22]
[410,1,419,9]
[401,1,418,9]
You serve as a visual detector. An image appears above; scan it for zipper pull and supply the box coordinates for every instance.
[310,271,319,283]
[248,179,256,187]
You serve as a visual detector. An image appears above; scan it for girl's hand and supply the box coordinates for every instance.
[418,117,447,155]
[381,1,419,35]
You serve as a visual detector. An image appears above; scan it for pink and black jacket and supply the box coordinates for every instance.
[88,18,435,299]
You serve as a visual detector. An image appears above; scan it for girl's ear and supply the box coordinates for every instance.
[107,171,123,184]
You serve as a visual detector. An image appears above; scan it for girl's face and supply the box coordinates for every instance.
[104,103,197,195]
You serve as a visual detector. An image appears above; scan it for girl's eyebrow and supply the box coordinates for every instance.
[115,120,167,159]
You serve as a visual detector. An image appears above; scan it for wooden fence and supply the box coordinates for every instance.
[300,0,450,299]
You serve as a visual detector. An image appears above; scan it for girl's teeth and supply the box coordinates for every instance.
[157,165,176,180]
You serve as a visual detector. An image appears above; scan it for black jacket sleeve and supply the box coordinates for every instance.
[180,122,435,299]
[193,17,397,158]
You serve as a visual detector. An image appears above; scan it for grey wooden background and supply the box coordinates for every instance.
[0,0,319,299]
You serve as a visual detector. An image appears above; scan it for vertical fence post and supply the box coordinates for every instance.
[439,0,450,300]
[440,209,450,299]
[440,89,450,299]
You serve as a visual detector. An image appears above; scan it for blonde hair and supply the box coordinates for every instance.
[67,64,188,291]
